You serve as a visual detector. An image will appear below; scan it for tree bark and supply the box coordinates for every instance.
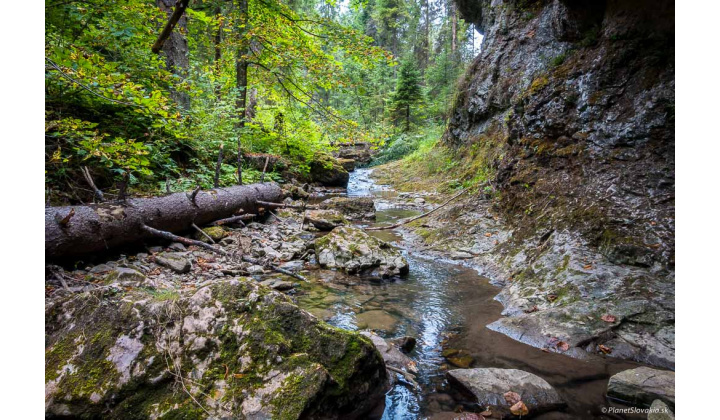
[156,0,190,110]
[451,3,457,56]
[46,183,283,259]
[214,10,223,99]
[236,0,250,185]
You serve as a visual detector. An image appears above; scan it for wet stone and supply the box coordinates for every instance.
[607,367,675,408]
[355,310,398,333]
[648,399,674,420]
[168,242,186,251]
[154,252,191,274]
[447,368,565,415]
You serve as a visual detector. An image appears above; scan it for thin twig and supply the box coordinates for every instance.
[256,200,317,210]
[386,366,420,390]
[186,186,201,207]
[191,223,215,244]
[81,166,104,202]
[260,156,270,183]
[210,214,253,226]
[366,189,467,231]
[214,143,224,188]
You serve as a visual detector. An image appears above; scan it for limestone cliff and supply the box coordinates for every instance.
[449,0,674,268]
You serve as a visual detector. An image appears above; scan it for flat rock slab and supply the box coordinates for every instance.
[447,368,565,415]
[607,366,675,408]
[355,310,398,333]
[155,252,191,274]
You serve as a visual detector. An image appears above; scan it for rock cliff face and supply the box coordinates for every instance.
[449,0,674,267]
[387,0,674,368]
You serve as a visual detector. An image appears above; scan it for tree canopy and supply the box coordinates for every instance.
[45,0,478,203]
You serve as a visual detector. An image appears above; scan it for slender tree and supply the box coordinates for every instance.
[391,58,423,131]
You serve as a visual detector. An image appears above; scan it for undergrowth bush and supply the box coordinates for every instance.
[371,125,444,165]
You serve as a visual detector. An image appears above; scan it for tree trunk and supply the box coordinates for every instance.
[45,183,283,259]
[451,3,457,56]
[236,0,250,185]
[214,6,223,99]
[157,0,190,110]
[405,104,410,132]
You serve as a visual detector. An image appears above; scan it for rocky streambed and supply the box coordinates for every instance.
[45,168,674,419]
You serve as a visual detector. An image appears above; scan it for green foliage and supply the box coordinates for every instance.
[371,125,443,165]
[45,0,478,203]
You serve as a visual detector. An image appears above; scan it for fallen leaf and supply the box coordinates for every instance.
[510,401,529,416]
[479,410,492,417]
[583,264,593,269]
[524,305,539,313]
[485,232,492,237]
[556,341,570,352]
[233,373,246,379]
[601,314,617,323]
[504,391,521,405]
[598,344,612,354]
[547,294,558,302]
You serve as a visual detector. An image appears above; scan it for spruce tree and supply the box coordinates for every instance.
[391,58,423,131]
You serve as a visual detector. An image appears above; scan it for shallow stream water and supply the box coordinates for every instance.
[296,168,645,419]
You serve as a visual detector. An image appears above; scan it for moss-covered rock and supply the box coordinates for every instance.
[45,278,388,418]
[194,226,227,243]
[309,153,350,187]
[319,197,376,221]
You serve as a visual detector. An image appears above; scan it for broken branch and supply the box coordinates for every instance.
[151,0,191,54]
[256,200,317,210]
[365,189,467,231]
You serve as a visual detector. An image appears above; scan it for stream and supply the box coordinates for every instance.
[296,168,644,419]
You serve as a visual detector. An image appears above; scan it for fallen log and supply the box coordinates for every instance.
[46,183,283,259]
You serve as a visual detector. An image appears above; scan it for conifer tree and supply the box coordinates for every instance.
[390,58,423,131]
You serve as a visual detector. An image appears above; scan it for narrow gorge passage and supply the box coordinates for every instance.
[296,168,647,419]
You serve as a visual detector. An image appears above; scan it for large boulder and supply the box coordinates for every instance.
[45,278,388,419]
[316,226,409,278]
[446,368,565,416]
[320,197,376,220]
[304,209,349,231]
[309,153,350,187]
[607,367,675,408]
[335,142,374,165]
[337,158,356,172]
